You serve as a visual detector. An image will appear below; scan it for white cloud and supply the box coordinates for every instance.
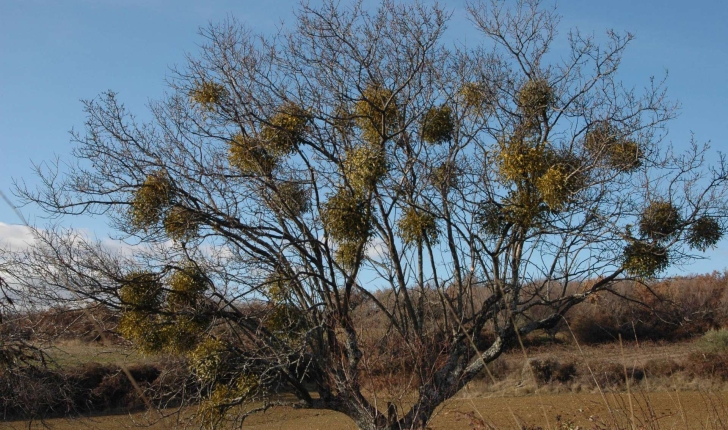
[0,222,36,251]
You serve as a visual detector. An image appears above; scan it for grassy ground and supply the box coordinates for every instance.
[4,338,728,429]
[43,340,152,367]
[4,390,728,429]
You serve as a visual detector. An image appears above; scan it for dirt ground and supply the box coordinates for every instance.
[4,390,728,429]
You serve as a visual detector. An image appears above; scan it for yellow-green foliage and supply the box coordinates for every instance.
[354,85,398,144]
[263,272,290,302]
[535,165,569,210]
[518,78,554,124]
[228,134,277,175]
[584,122,643,171]
[190,338,227,382]
[199,374,259,425]
[420,105,454,144]
[160,317,206,354]
[190,80,227,111]
[264,303,309,337]
[260,102,310,156]
[117,311,164,354]
[623,241,669,278]
[268,181,310,217]
[163,205,200,241]
[609,140,642,170]
[334,240,362,268]
[497,137,550,183]
[502,188,544,228]
[130,172,172,229]
[119,271,162,310]
[397,206,438,244]
[478,202,508,236]
[342,144,387,193]
[168,265,208,310]
[639,201,682,242]
[321,189,371,243]
[460,81,492,114]
[687,216,723,251]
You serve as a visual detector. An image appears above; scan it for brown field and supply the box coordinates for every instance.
[3,390,728,429]
[5,338,728,429]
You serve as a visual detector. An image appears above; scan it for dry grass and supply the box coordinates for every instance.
[44,340,153,368]
[4,391,728,429]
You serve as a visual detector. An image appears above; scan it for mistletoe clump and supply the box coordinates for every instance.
[687,216,723,251]
[502,188,546,229]
[333,241,363,268]
[260,102,310,156]
[343,144,387,193]
[168,265,208,310]
[420,105,454,145]
[267,181,311,217]
[199,374,260,426]
[517,78,554,126]
[117,271,164,353]
[585,122,643,171]
[622,241,669,278]
[639,201,682,242]
[228,134,277,176]
[321,189,372,243]
[163,205,200,241]
[535,154,585,211]
[497,137,550,183]
[477,202,509,236]
[397,206,439,244]
[189,338,229,382]
[190,80,227,111]
[130,172,172,229]
[459,81,493,114]
[354,85,398,144]
[118,271,162,311]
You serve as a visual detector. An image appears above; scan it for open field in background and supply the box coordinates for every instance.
[4,273,728,428]
[44,340,152,368]
[5,337,728,429]
[4,391,728,429]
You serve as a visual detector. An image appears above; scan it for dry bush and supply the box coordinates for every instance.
[9,305,121,344]
[684,352,728,380]
[565,272,728,344]
[0,359,190,420]
[579,360,644,388]
[526,357,576,386]
[643,358,683,377]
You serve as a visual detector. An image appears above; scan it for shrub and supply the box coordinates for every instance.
[580,361,643,388]
[684,352,728,380]
[643,358,682,377]
[527,357,576,386]
[698,329,728,353]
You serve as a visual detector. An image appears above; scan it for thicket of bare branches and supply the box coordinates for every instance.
[2,1,727,429]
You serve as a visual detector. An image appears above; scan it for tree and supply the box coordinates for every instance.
[2,0,727,428]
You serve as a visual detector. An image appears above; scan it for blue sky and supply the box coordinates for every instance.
[1,0,727,275]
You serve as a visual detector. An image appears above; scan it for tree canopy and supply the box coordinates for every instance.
[2,1,727,429]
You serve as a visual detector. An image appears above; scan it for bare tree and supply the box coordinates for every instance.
[2,1,727,428]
